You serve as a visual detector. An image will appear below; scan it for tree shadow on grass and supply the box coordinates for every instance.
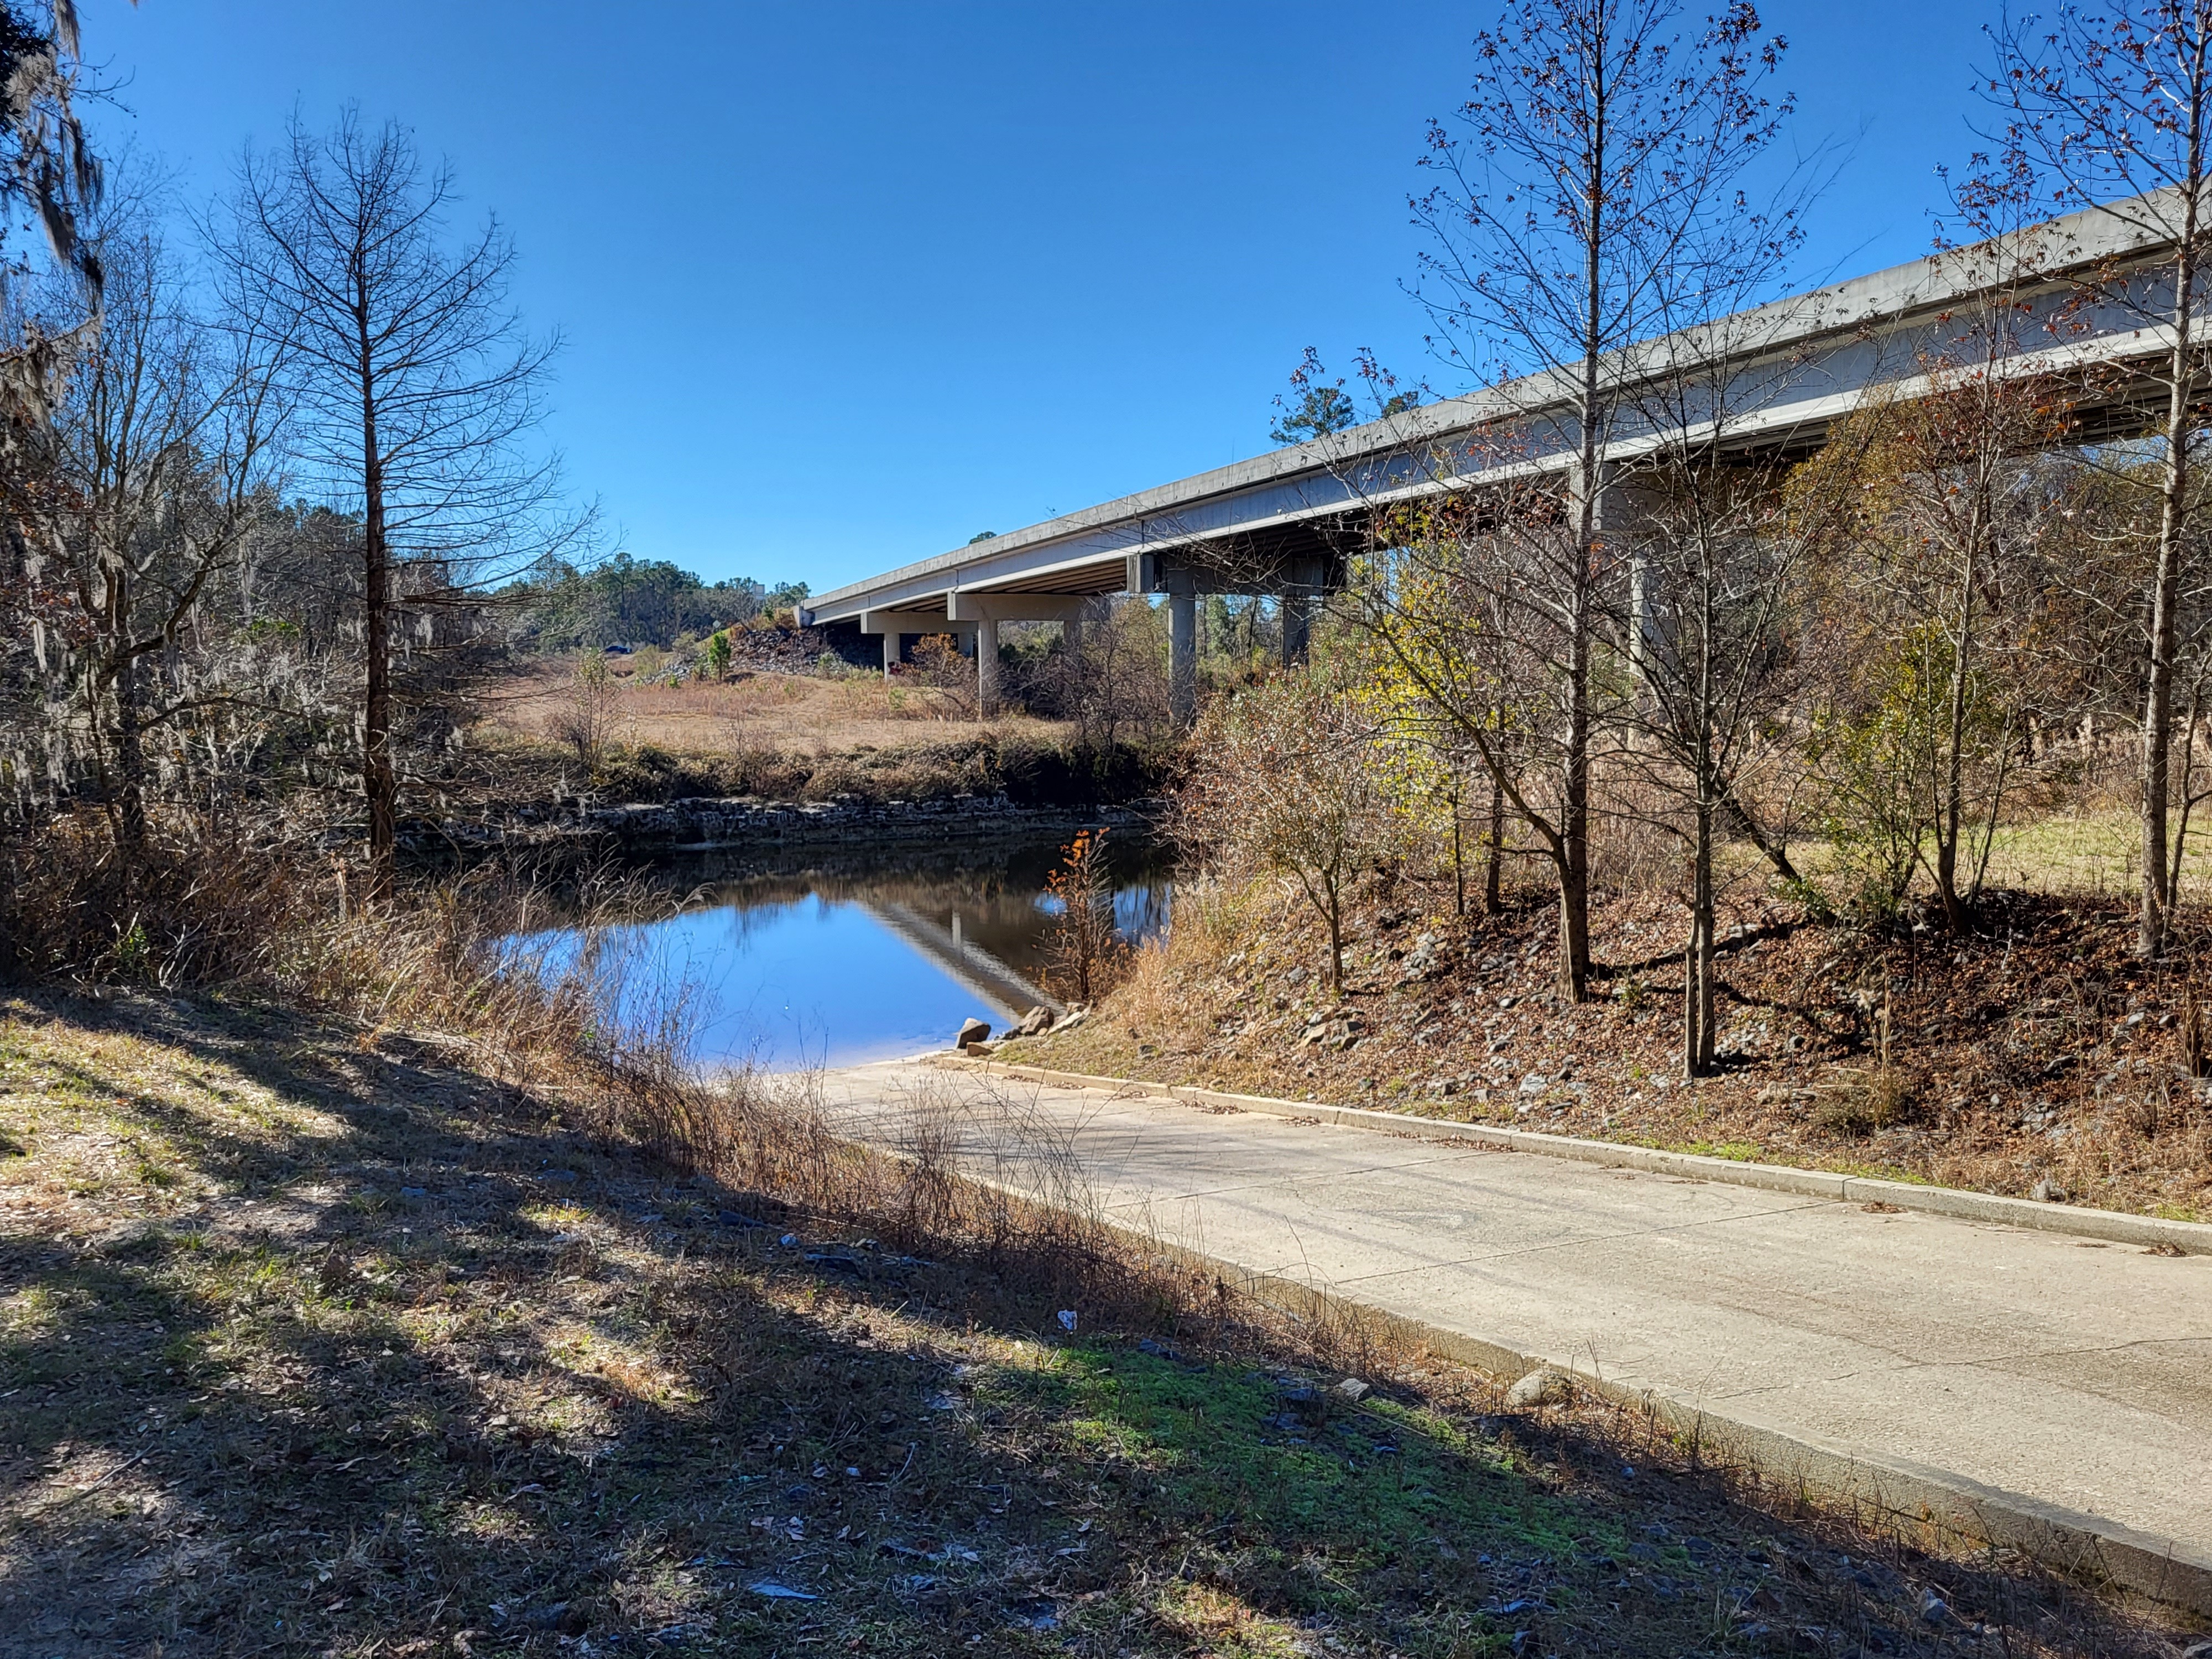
[0,989,2194,1658]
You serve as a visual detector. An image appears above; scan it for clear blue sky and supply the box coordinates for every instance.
[95,1,2001,593]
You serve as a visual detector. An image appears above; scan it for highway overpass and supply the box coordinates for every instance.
[802,193,2196,721]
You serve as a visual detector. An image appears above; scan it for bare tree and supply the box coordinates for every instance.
[0,1,107,300]
[1178,670,1384,1000]
[1791,201,2079,942]
[1616,451,1830,1074]
[1991,0,2212,953]
[1354,499,1526,924]
[1408,0,1796,1000]
[1022,597,1171,754]
[216,109,573,902]
[48,219,284,860]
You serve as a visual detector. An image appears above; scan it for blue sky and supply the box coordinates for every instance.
[96,1,1999,593]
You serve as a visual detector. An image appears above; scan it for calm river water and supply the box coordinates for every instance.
[518,834,1170,1072]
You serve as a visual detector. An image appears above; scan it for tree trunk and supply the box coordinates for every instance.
[1483,774,1505,916]
[2142,153,2203,958]
[113,644,148,862]
[1935,528,1978,934]
[1720,787,1801,886]
[1556,848,1590,1003]
[1559,83,1605,1006]
[359,324,397,907]
[1684,795,1717,1078]
[2171,690,2204,904]
[97,551,150,866]
[1557,572,1593,1001]
[1325,875,1344,1000]
[1449,785,1465,917]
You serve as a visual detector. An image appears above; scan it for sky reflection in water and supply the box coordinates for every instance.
[521,848,1170,1073]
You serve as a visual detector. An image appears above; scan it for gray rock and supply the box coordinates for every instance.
[1397,933,1441,980]
[2030,1177,2068,1203]
[956,1016,992,1048]
[1505,1368,1573,1407]
[1016,1005,1052,1038]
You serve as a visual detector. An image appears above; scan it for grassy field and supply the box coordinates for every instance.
[483,662,1072,759]
[0,991,2197,1656]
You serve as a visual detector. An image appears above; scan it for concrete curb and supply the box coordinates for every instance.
[1092,1220,2212,1616]
[852,1057,2212,1611]
[933,1056,2212,1256]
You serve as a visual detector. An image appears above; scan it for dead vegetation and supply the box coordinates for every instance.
[483,660,1072,760]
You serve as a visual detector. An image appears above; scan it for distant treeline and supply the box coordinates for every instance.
[513,553,811,650]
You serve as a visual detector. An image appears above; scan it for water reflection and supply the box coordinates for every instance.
[520,834,1171,1072]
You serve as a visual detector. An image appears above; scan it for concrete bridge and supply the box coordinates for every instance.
[802,194,2194,723]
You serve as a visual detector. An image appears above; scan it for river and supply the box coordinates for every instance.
[514,832,1171,1071]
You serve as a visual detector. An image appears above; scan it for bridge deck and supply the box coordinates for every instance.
[805,192,2182,629]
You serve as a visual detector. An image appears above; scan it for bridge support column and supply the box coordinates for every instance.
[1588,463,1663,682]
[975,617,1000,718]
[1168,591,1197,728]
[882,630,900,679]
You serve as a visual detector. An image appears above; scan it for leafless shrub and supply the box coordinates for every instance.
[899,633,978,721]
[546,654,625,774]
[1177,669,1386,998]
[2182,985,2209,1081]
[0,804,310,986]
[1017,597,1171,752]
[1813,989,1914,1134]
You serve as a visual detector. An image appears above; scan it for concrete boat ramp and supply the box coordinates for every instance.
[818,1058,2212,1612]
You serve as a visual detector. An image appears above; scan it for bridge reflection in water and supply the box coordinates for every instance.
[524,842,1172,1072]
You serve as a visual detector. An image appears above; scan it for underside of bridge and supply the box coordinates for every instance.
[820,515,1369,723]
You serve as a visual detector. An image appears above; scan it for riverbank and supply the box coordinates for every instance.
[403,789,1162,863]
[2,990,2195,1655]
[471,665,1180,812]
[1003,875,2212,1224]
[388,703,1178,868]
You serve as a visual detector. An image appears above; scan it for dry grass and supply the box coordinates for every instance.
[3,989,2199,1655]
[481,662,1073,759]
[1756,804,2212,910]
[1981,807,2212,907]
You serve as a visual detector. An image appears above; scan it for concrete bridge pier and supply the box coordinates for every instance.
[1583,462,1667,681]
[1168,590,1197,727]
[1279,553,1327,666]
[975,617,1001,717]
[860,609,977,680]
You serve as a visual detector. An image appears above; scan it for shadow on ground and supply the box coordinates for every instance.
[0,990,2197,1657]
